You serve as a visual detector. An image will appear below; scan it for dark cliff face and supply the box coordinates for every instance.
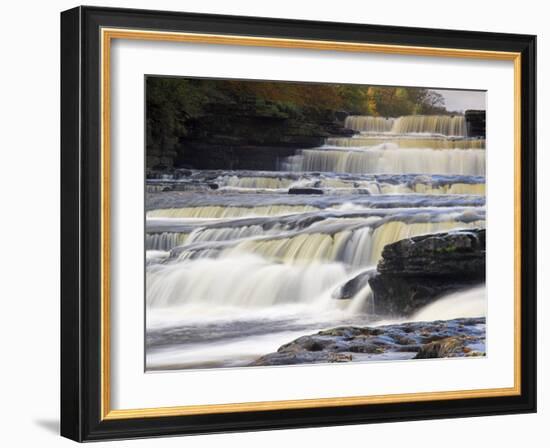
[146,77,451,171]
[145,78,355,171]
[148,101,353,171]
[175,105,352,171]
[369,229,485,317]
[465,109,486,138]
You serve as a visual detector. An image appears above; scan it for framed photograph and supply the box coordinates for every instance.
[60,6,536,441]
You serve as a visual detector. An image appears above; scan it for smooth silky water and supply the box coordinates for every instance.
[145,114,486,371]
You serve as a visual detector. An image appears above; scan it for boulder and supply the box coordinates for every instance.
[288,187,324,195]
[368,229,485,316]
[251,317,485,366]
[331,269,374,300]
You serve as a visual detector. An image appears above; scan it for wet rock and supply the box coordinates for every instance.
[179,144,301,171]
[414,334,485,359]
[288,187,324,195]
[251,317,485,366]
[414,337,463,358]
[376,228,485,276]
[168,102,352,171]
[465,110,486,138]
[174,169,193,178]
[369,229,485,316]
[332,269,375,300]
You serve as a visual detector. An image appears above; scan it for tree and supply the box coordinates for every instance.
[146,78,453,168]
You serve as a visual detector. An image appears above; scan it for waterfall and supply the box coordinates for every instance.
[146,107,487,370]
[284,147,485,175]
[145,232,187,251]
[217,175,294,189]
[326,137,485,150]
[344,116,395,132]
[216,219,482,266]
[186,225,265,244]
[146,255,348,309]
[343,115,467,136]
[380,182,485,195]
[411,286,486,321]
[148,218,484,311]
[391,115,467,136]
[147,204,319,218]
[148,171,485,196]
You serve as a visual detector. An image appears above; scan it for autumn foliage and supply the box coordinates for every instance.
[146,77,447,162]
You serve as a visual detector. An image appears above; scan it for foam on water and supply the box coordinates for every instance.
[145,112,487,370]
[411,287,487,321]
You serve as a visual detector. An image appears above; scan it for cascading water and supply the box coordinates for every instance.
[146,111,486,370]
[283,146,485,175]
[170,215,484,267]
[146,232,187,251]
[411,287,486,322]
[325,136,485,149]
[280,114,482,175]
[344,116,395,132]
[345,114,467,136]
[392,115,467,136]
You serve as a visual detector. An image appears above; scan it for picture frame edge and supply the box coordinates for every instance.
[60,5,537,442]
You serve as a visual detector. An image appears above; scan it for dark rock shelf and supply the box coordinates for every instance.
[369,228,485,316]
[465,109,486,138]
[148,95,353,170]
[252,317,486,366]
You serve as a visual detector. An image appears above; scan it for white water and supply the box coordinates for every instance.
[284,146,485,175]
[345,114,467,137]
[344,116,395,132]
[145,111,486,370]
[148,171,486,196]
[392,115,467,136]
[211,219,483,266]
[326,136,485,149]
[217,175,294,189]
[147,204,319,218]
[411,287,487,321]
[146,329,313,370]
[147,255,348,309]
[145,232,187,250]
[146,283,486,370]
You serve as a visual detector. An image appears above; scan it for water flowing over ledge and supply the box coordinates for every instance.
[147,171,486,195]
[281,146,485,175]
[344,114,468,137]
[145,110,486,371]
[326,136,485,149]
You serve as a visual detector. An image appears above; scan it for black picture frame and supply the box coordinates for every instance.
[61,5,536,442]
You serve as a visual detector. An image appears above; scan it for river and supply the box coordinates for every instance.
[145,114,486,371]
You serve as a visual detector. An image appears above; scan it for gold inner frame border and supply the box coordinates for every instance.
[99,27,522,420]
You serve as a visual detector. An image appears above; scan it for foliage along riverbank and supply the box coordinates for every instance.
[146,78,451,170]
